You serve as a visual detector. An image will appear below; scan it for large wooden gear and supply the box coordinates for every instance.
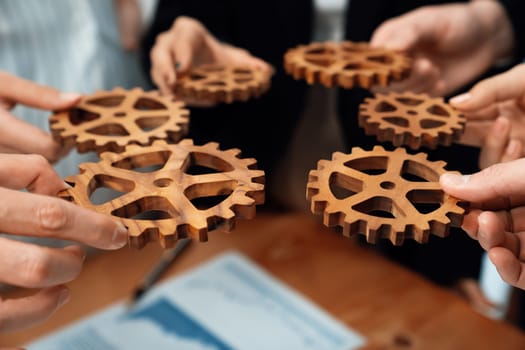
[60,139,265,249]
[306,146,465,245]
[284,41,411,89]
[50,87,189,154]
[359,92,466,149]
[176,63,272,104]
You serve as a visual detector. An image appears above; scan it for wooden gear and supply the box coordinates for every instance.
[359,92,466,149]
[284,41,411,89]
[60,139,265,249]
[50,87,189,154]
[175,63,272,104]
[306,146,465,245]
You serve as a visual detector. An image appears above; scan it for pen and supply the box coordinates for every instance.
[128,237,192,306]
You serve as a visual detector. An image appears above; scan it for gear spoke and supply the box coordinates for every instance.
[58,140,265,249]
[49,88,189,154]
[285,41,411,88]
[176,64,271,104]
[307,146,465,245]
[359,92,465,150]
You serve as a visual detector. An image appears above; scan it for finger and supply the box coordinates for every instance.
[489,247,525,289]
[459,120,491,147]
[501,139,523,163]
[150,33,178,94]
[371,14,426,51]
[450,64,525,112]
[225,48,273,73]
[372,58,438,94]
[0,154,66,195]
[0,188,128,250]
[0,285,70,333]
[462,209,482,240]
[0,239,84,288]
[440,158,525,209]
[477,211,520,255]
[462,104,500,121]
[478,117,510,169]
[0,110,64,163]
[0,71,80,111]
[371,7,447,51]
[172,32,196,73]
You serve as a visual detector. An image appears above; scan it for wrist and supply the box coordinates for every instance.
[469,0,515,62]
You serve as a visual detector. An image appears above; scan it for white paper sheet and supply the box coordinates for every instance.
[28,251,365,350]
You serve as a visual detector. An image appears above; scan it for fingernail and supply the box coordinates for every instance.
[441,173,470,186]
[59,92,81,102]
[112,223,128,249]
[58,288,70,307]
[450,93,471,105]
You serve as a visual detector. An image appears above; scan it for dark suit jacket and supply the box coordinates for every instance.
[141,0,524,286]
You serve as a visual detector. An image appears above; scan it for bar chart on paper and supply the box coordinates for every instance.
[28,252,365,350]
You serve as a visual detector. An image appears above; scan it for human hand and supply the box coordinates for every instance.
[371,1,514,96]
[440,160,525,290]
[150,16,272,96]
[451,64,525,167]
[0,71,81,163]
[0,154,128,333]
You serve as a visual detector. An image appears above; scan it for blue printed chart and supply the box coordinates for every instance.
[28,252,365,350]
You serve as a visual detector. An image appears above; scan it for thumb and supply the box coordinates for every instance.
[440,158,525,209]
[0,71,80,111]
[450,64,525,112]
[371,21,420,51]
[371,9,443,51]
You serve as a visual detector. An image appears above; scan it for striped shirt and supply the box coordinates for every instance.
[0,0,150,177]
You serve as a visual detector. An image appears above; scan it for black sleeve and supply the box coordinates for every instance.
[499,0,525,61]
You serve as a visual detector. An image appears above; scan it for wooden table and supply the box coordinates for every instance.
[1,213,524,349]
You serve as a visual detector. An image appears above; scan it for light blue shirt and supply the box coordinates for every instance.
[0,0,150,177]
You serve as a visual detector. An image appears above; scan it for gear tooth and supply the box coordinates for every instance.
[125,143,143,152]
[284,41,410,89]
[305,143,463,245]
[205,141,220,151]
[372,145,386,153]
[111,87,126,93]
[98,151,113,161]
[350,146,365,155]
[433,160,447,170]
[49,88,190,154]
[178,138,194,147]
[359,91,464,149]
[227,147,242,158]
[331,152,347,161]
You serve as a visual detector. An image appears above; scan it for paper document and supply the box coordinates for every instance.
[28,251,365,350]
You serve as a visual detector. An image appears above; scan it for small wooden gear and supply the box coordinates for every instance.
[50,87,189,154]
[306,146,465,245]
[60,139,265,249]
[175,63,272,104]
[284,41,411,89]
[359,92,466,149]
